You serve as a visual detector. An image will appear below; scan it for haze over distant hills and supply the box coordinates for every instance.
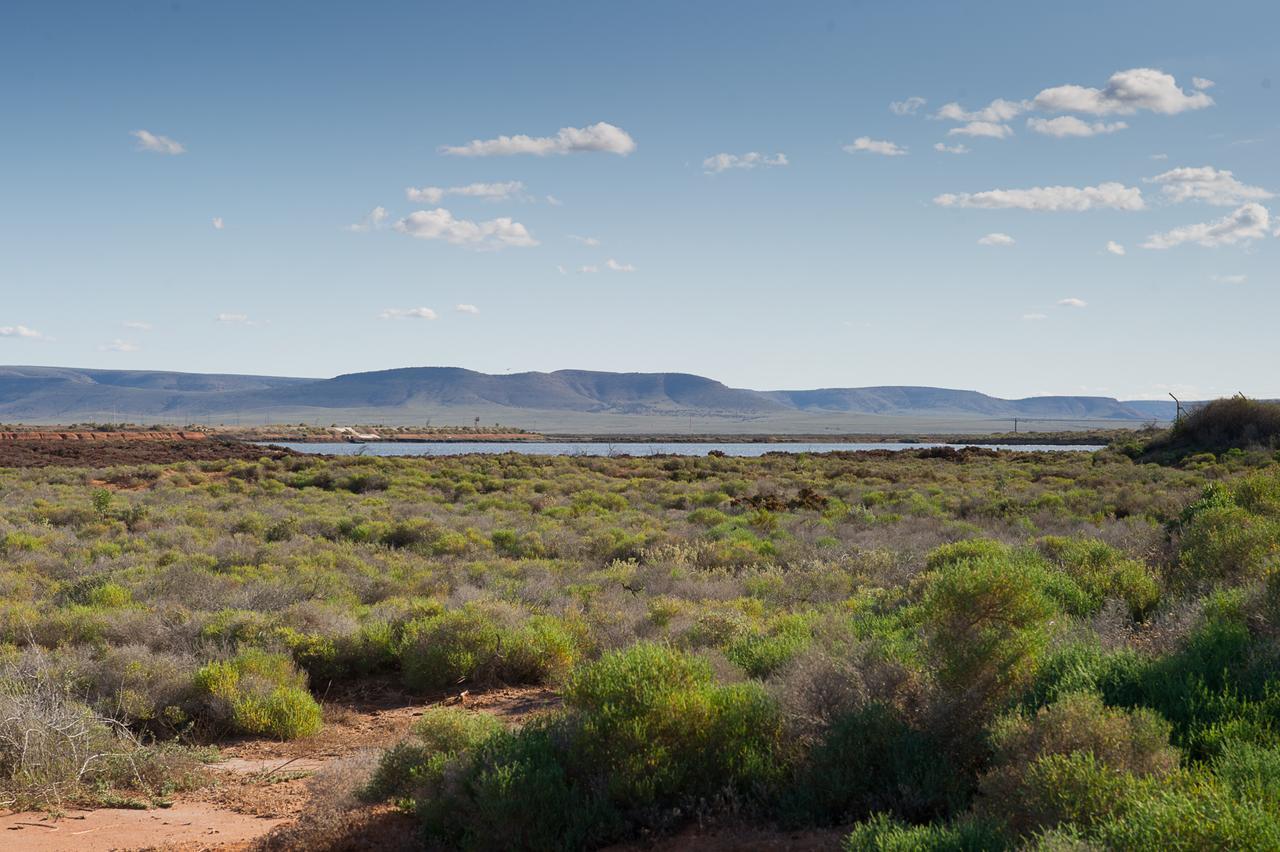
[0,366,1179,433]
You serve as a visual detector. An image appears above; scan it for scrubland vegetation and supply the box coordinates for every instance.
[3,406,1280,848]
[1135,395,1280,463]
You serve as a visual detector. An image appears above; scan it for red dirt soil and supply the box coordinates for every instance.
[0,685,560,852]
[0,431,208,442]
[0,439,294,468]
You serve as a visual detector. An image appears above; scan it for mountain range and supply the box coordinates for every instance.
[0,366,1179,432]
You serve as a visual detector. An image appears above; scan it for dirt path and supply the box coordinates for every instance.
[0,685,559,852]
[0,805,288,851]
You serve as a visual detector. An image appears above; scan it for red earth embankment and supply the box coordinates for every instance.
[0,431,207,442]
[0,433,294,467]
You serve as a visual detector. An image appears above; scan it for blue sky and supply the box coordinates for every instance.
[2,0,1277,400]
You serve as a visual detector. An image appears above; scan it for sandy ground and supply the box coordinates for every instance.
[0,805,289,851]
[0,685,558,852]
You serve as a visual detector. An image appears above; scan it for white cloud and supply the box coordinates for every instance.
[393,208,537,249]
[380,307,438,320]
[1142,202,1272,249]
[440,122,635,157]
[978,232,1015,246]
[1192,77,1215,90]
[1211,274,1246,284]
[131,129,185,155]
[702,151,788,173]
[569,234,600,246]
[1145,166,1273,206]
[1027,116,1128,137]
[1033,68,1214,116]
[1057,298,1088,308]
[556,264,568,275]
[0,325,45,339]
[577,265,599,274]
[933,142,970,154]
[545,195,563,206]
[606,258,636,272]
[216,313,251,324]
[948,121,1012,139]
[1022,313,1048,321]
[211,216,224,230]
[935,98,1028,123]
[405,181,526,204]
[455,304,480,315]
[890,96,927,116]
[934,182,1145,212]
[346,206,390,232]
[1105,240,1126,256]
[123,320,152,330]
[99,339,140,352]
[843,136,907,156]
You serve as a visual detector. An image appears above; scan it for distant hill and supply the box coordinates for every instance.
[1118,400,1180,421]
[768,386,1144,419]
[0,365,1170,433]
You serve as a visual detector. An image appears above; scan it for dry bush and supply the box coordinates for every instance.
[988,691,1180,777]
[252,751,418,852]
[770,619,923,742]
[0,663,151,809]
[1145,396,1280,460]
[977,691,1180,836]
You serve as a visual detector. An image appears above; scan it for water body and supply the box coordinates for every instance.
[262,441,1105,457]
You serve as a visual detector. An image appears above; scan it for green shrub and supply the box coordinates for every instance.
[920,554,1057,721]
[1104,606,1280,759]
[85,582,134,609]
[1017,752,1280,850]
[1143,396,1280,461]
[567,644,787,801]
[1091,778,1280,851]
[725,613,812,679]
[191,649,321,739]
[231,686,322,739]
[199,608,275,646]
[410,644,786,848]
[490,529,522,557]
[988,691,1179,777]
[399,607,502,691]
[399,607,578,692]
[90,488,113,517]
[499,615,584,686]
[1179,504,1280,586]
[925,539,1011,571]
[418,721,610,851]
[380,518,437,549]
[979,692,1179,836]
[567,643,723,804]
[1231,471,1280,518]
[274,627,341,681]
[784,703,962,826]
[364,707,505,803]
[2,531,47,553]
[1036,537,1160,619]
[843,812,1009,852]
